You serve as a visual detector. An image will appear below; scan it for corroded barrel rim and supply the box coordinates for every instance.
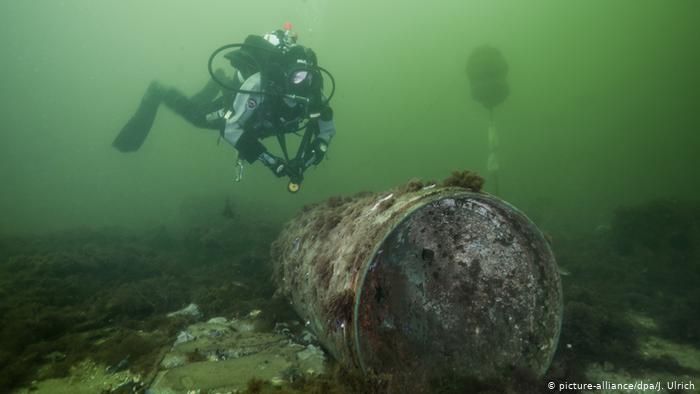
[352,189,563,380]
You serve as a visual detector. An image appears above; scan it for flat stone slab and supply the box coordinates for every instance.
[150,353,291,393]
[147,316,326,393]
[15,360,141,394]
[15,314,326,394]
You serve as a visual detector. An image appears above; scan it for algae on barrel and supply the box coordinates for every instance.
[272,172,563,393]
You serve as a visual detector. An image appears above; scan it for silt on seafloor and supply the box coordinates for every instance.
[272,182,562,392]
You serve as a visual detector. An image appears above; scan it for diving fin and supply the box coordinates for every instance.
[112,82,163,152]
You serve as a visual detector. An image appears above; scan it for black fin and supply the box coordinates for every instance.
[112,82,162,152]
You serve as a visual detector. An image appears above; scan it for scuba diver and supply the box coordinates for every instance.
[112,23,336,193]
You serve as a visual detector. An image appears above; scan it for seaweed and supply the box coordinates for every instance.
[326,196,346,208]
[430,367,539,394]
[611,199,698,256]
[546,198,700,380]
[301,202,319,213]
[315,254,334,286]
[324,289,355,330]
[185,349,207,363]
[396,178,424,195]
[441,170,485,191]
[246,377,265,393]
[377,196,395,212]
[322,213,343,233]
[352,190,375,199]
[559,297,638,365]
[0,215,281,391]
[241,362,389,394]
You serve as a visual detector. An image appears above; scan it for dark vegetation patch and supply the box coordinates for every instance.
[441,170,484,192]
[242,363,390,394]
[243,364,543,394]
[301,202,319,213]
[315,254,334,285]
[429,367,541,394]
[322,213,343,233]
[185,348,208,363]
[1,195,698,393]
[396,178,425,195]
[352,190,375,199]
[0,216,284,390]
[611,199,698,257]
[326,196,347,208]
[545,198,700,382]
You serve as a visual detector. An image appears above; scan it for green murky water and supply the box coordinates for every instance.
[0,1,698,393]
[1,1,698,234]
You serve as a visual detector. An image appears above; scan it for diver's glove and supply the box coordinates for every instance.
[284,158,305,184]
[258,152,287,177]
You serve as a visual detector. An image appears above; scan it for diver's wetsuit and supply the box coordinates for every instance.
[156,73,238,132]
[218,72,335,164]
[151,74,335,181]
[112,73,237,152]
[113,31,335,187]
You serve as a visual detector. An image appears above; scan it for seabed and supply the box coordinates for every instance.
[2,196,699,393]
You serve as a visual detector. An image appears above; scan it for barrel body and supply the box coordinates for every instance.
[271,186,562,391]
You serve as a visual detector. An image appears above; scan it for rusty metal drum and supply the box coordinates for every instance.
[272,184,562,392]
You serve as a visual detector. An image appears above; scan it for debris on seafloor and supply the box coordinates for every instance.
[105,356,130,374]
[558,266,571,276]
[296,344,326,375]
[174,330,196,346]
[166,303,203,320]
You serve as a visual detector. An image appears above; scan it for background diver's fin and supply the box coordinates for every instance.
[112,82,163,152]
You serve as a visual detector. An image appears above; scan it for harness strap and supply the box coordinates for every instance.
[276,132,290,161]
[295,123,314,162]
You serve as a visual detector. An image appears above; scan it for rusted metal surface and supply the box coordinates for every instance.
[271,184,562,392]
